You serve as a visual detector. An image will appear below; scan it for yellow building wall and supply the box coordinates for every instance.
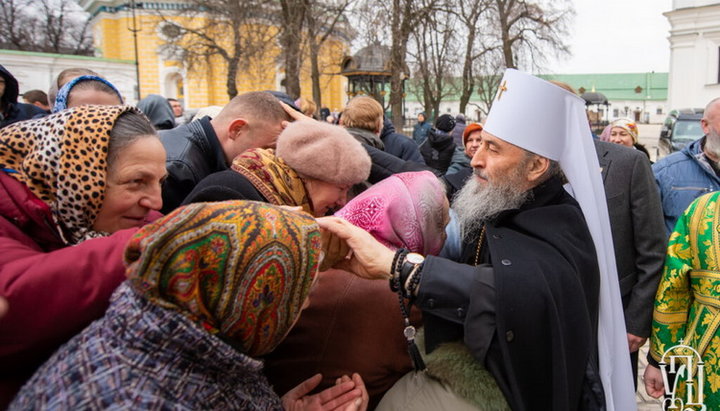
[91,11,347,110]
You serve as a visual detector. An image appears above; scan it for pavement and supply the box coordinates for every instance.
[630,123,665,409]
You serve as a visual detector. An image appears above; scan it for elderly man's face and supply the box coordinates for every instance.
[469,131,533,191]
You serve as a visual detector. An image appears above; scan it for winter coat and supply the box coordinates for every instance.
[652,137,720,234]
[419,128,457,175]
[0,65,46,129]
[159,116,228,213]
[10,284,283,410]
[0,171,159,407]
[413,121,431,145]
[381,118,425,164]
[446,146,471,175]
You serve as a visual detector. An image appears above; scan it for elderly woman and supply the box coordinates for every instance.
[0,105,166,405]
[183,120,371,217]
[264,172,448,408]
[52,75,123,113]
[609,118,651,159]
[445,122,483,192]
[10,201,368,410]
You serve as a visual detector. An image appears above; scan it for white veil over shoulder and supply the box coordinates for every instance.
[483,69,636,411]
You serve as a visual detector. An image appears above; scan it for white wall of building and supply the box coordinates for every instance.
[666,2,720,109]
[0,49,138,105]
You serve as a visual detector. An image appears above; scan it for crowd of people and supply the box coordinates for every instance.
[1,61,720,410]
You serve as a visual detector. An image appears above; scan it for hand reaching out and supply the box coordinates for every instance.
[316,217,395,280]
[282,373,366,411]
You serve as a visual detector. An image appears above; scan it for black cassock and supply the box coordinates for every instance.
[415,176,605,410]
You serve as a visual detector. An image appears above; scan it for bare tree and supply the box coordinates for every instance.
[490,0,572,70]
[279,0,308,99]
[305,0,356,112]
[452,0,494,114]
[156,0,275,99]
[408,6,460,119]
[0,0,92,55]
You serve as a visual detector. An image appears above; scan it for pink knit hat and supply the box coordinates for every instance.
[276,120,371,186]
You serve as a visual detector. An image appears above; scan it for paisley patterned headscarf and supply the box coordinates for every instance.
[125,201,322,357]
[231,148,312,213]
[335,171,448,255]
[0,105,140,244]
[610,118,639,144]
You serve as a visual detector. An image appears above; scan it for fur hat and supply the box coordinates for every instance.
[276,121,371,186]
[462,122,483,147]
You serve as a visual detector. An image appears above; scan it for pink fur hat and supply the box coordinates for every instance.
[276,120,371,186]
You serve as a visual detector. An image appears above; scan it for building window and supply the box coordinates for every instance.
[613,108,619,117]
[657,107,663,115]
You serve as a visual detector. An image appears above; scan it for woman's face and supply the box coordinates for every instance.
[305,178,351,217]
[464,131,482,158]
[68,89,122,109]
[93,137,167,233]
[610,127,634,147]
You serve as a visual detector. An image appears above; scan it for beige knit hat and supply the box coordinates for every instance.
[276,120,371,186]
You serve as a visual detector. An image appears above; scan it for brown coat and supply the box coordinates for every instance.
[263,269,419,409]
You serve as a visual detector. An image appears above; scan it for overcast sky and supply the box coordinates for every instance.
[544,0,673,74]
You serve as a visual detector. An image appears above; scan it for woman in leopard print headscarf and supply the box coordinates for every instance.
[0,105,167,407]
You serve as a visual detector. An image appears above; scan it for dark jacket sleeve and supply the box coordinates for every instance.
[624,153,666,337]
[414,256,495,360]
[161,160,197,213]
[362,144,433,183]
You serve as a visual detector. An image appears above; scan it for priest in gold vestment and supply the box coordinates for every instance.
[645,191,720,408]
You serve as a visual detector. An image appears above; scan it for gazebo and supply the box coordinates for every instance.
[581,91,609,134]
[341,43,406,108]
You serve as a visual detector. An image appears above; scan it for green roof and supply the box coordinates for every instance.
[396,72,668,103]
[539,72,668,101]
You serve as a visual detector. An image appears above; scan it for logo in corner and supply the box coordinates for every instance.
[660,340,706,410]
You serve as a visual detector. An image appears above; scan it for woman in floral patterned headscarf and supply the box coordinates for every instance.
[609,118,651,160]
[10,201,368,410]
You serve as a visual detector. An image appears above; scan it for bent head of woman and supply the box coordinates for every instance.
[0,105,165,243]
[52,75,123,113]
[124,201,322,356]
[335,171,449,255]
[275,121,371,217]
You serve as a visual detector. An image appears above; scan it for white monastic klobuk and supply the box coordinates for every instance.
[483,69,636,411]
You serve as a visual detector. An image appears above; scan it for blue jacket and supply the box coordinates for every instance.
[413,121,431,145]
[652,137,720,234]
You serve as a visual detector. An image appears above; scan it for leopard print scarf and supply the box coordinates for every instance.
[0,105,139,244]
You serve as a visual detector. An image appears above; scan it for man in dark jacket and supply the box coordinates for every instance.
[419,114,457,175]
[159,91,291,213]
[0,65,46,129]
[450,113,467,146]
[380,117,425,164]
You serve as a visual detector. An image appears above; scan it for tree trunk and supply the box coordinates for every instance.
[226,56,240,98]
[459,26,477,114]
[310,41,323,113]
[280,0,306,99]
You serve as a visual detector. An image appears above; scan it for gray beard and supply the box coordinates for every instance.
[705,127,720,163]
[452,171,531,241]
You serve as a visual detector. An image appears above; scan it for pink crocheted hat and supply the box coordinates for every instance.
[276,120,371,186]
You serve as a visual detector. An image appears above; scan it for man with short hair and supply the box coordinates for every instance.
[47,68,100,110]
[654,97,720,234]
[22,90,50,112]
[340,96,385,149]
[160,91,292,213]
[319,70,635,410]
[0,66,46,129]
[167,98,186,126]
